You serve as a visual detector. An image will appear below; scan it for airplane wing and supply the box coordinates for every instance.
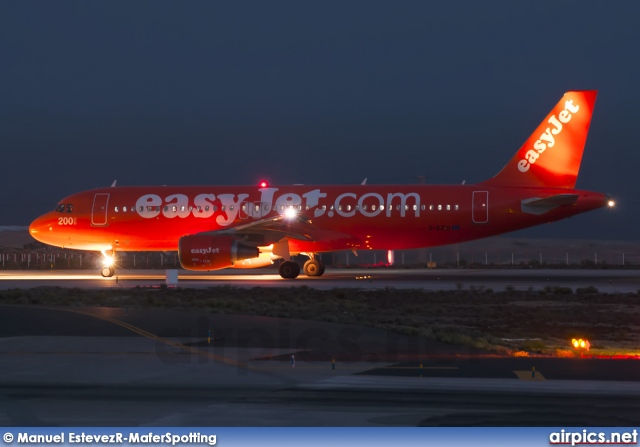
[204,212,359,246]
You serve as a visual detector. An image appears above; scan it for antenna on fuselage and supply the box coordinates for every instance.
[361,178,367,185]
[111,180,117,187]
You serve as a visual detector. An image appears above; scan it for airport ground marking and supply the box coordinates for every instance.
[513,370,546,381]
[40,306,258,373]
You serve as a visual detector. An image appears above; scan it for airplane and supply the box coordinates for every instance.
[29,90,613,279]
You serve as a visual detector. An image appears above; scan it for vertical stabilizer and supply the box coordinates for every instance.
[482,90,597,189]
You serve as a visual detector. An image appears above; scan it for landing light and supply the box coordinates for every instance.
[608,200,616,208]
[102,256,114,267]
[284,207,297,219]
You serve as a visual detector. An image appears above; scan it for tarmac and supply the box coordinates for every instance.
[2,302,640,426]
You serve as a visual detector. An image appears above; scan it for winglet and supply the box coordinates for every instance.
[482,91,597,189]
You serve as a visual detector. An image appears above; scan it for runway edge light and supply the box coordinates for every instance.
[571,338,590,351]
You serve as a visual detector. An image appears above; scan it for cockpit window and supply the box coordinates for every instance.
[55,203,74,213]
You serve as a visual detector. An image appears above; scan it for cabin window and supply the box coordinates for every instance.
[114,207,119,212]
[429,205,434,211]
[204,206,209,211]
[421,205,425,211]
[438,205,442,210]
[172,206,177,212]
[455,204,459,210]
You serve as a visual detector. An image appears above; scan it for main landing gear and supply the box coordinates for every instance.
[100,250,116,278]
[303,258,325,277]
[278,255,326,279]
[278,261,300,279]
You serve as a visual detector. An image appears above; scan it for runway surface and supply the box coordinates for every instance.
[2,305,640,426]
[0,267,638,292]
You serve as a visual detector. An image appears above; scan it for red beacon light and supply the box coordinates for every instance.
[259,180,269,188]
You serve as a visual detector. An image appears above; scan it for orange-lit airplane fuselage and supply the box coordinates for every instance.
[29,184,608,252]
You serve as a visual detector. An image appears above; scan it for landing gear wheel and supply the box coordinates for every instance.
[303,259,324,277]
[279,261,300,279]
[101,266,115,277]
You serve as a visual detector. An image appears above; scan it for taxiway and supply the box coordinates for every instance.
[0,268,638,292]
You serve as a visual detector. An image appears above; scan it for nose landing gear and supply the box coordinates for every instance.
[100,250,116,278]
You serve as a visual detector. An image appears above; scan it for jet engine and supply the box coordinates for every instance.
[178,235,258,271]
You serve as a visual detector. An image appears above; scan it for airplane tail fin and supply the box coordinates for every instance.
[481,90,597,189]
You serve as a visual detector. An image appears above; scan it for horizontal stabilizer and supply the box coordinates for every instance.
[521,194,579,215]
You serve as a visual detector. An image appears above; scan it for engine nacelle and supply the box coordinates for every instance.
[178,235,258,271]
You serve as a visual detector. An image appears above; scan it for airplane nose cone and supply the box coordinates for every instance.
[29,215,50,243]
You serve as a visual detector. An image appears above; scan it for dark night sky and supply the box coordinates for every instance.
[1,1,638,240]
